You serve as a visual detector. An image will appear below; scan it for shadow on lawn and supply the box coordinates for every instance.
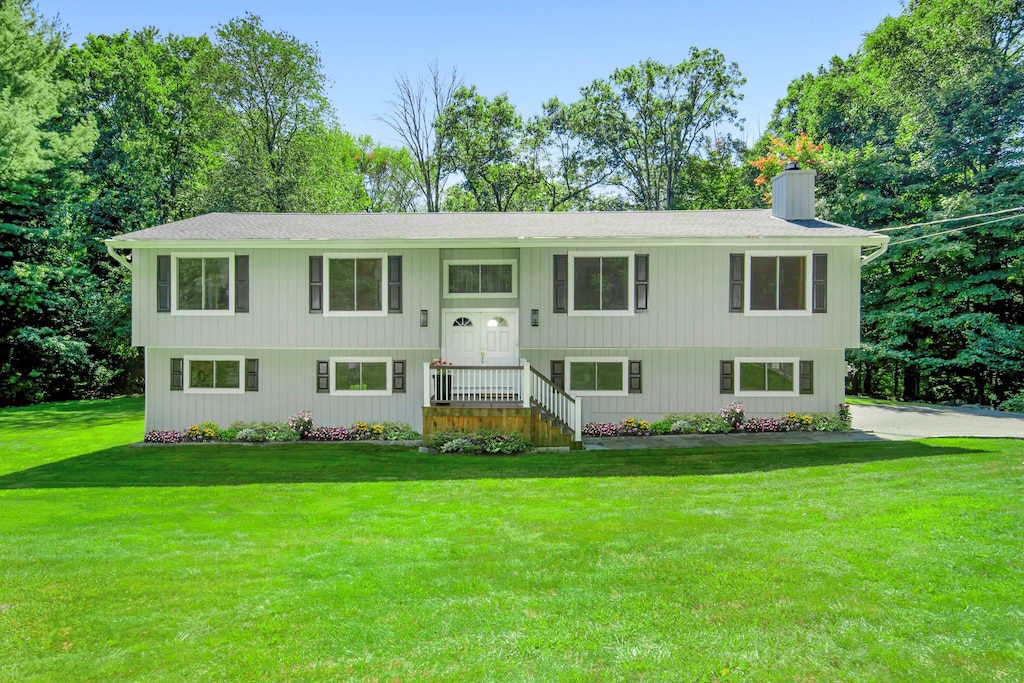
[0,396,144,432]
[0,440,989,489]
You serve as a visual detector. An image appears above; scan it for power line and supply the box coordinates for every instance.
[888,213,1024,246]
[876,206,1024,232]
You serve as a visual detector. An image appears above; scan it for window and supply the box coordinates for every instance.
[568,252,634,315]
[183,356,244,394]
[736,357,799,396]
[329,357,392,395]
[746,252,811,315]
[444,260,517,297]
[173,254,233,314]
[565,357,628,395]
[324,253,386,316]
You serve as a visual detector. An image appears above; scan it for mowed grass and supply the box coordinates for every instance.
[1,399,1023,681]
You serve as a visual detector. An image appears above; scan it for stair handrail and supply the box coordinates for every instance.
[528,366,582,442]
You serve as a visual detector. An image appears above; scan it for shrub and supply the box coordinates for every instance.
[380,421,419,440]
[198,421,219,440]
[349,421,373,440]
[742,417,785,432]
[307,426,351,441]
[998,393,1024,413]
[838,402,852,423]
[428,429,532,454]
[582,422,619,437]
[694,415,733,433]
[144,429,184,443]
[288,410,313,438]
[619,417,651,436]
[720,402,745,430]
[235,427,265,442]
[812,413,850,432]
[650,418,675,435]
[670,419,694,434]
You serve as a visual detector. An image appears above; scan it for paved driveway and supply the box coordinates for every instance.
[850,403,1024,439]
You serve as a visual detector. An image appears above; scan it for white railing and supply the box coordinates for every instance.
[423,361,582,442]
[529,367,582,442]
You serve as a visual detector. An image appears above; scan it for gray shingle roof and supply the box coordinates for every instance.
[107,210,884,243]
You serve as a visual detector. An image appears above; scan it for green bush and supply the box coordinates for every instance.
[381,421,420,440]
[229,421,297,442]
[427,429,532,454]
[998,392,1024,414]
[650,418,675,435]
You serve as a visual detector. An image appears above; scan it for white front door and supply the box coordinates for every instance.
[442,309,519,366]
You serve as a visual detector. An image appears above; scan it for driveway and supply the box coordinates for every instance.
[850,403,1024,439]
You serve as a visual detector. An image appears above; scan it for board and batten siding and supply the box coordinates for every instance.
[132,248,440,350]
[145,348,436,431]
[522,348,846,422]
[517,245,861,351]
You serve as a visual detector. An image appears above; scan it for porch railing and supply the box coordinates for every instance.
[423,361,582,441]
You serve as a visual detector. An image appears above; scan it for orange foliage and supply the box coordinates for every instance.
[748,133,825,204]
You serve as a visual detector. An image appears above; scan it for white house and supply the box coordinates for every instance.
[106,168,888,442]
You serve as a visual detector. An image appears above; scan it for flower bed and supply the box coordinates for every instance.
[143,412,419,444]
[425,429,533,455]
[582,403,853,437]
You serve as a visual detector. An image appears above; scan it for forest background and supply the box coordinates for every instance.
[1,0,1021,409]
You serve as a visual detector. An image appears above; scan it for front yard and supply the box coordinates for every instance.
[1,398,1022,681]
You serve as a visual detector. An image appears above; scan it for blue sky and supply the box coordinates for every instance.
[38,0,903,147]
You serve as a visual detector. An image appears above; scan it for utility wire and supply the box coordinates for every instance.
[888,213,1024,246]
[877,206,1024,232]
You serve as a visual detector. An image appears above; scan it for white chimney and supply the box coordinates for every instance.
[771,163,816,220]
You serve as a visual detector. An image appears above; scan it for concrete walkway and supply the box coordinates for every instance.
[583,403,1024,450]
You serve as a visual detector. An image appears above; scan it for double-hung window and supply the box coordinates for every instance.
[173,254,233,314]
[568,252,634,315]
[444,259,516,298]
[183,355,244,394]
[330,357,392,395]
[324,253,386,316]
[745,252,812,315]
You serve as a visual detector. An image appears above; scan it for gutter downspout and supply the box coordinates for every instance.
[106,243,132,271]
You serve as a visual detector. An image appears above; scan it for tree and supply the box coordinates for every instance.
[528,98,612,211]
[350,135,419,212]
[379,62,461,212]
[573,52,745,209]
[767,0,1024,405]
[204,13,333,212]
[0,0,100,405]
[437,85,543,211]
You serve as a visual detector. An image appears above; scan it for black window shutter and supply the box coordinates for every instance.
[628,360,642,393]
[635,254,649,312]
[157,255,171,312]
[729,254,744,313]
[812,253,827,313]
[800,361,814,394]
[235,255,249,313]
[393,360,406,393]
[388,255,402,313]
[553,255,568,313]
[309,256,323,313]
[316,360,330,393]
[170,358,184,391]
[551,360,565,390]
[720,360,734,394]
[244,359,259,391]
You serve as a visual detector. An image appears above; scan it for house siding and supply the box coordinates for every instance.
[132,248,441,349]
[145,347,437,431]
[517,245,860,350]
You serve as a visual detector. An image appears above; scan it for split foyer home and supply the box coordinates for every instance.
[106,167,889,443]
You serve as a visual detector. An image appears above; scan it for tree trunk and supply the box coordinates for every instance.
[903,365,920,402]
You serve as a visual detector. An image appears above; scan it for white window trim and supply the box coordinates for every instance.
[565,356,629,396]
[735,357,800,397]
[171,253,234,316]
[443,259,518,298]
[744,251,813,317]
[183,355,245,394]
[323,252,388,317]
[329,356,393,396]
[567,251,635,316]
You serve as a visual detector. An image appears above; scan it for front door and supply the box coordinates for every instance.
[442,309,519,366]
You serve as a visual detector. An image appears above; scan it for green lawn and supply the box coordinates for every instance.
[1,399,1022,681]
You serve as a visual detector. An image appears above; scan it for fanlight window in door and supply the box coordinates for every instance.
[487,316,509,328]
[453,316,473,327]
